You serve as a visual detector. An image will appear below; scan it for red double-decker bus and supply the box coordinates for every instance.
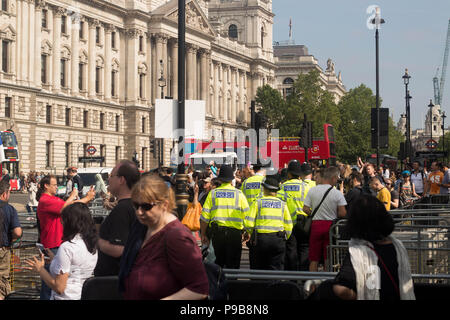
[184,123,336,171]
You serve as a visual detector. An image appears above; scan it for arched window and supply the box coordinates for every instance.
[261,27,265,48]
[228,24,238,39]
[283,77,294,85]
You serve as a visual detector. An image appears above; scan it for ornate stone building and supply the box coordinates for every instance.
[0,0,275,173]
[273,43,346,103]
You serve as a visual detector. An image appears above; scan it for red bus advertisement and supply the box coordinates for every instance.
[184,123,336,170]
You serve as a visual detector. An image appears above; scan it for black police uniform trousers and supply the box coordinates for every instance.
[284,231,298,271]
[211,226,243,269]
[249,232,286,270]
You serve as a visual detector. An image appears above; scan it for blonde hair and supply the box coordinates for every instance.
[131,175,176,212]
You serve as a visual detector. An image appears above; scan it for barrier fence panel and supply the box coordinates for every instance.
[9,243,41,293]
[326,216,449,283]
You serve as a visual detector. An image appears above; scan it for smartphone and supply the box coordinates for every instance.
[36,243,48,257]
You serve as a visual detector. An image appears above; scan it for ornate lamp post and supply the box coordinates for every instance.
[158,59,166,99]
[402,69,412,160]
[442,111,447,161]
[428,99,435,157]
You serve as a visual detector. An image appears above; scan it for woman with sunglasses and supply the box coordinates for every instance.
[119,175,209,300]
[384,178,399,209]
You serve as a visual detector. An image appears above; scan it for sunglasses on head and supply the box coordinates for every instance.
[132,202,158,211]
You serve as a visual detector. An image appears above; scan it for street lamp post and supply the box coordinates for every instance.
[370,7,385,169]
[158,59,166,99]
[442,111,447,161]
[428,100,435,158]
[157,59,166,169]
[402,69,412,161]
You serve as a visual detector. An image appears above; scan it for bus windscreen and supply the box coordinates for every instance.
[0,131,18,148]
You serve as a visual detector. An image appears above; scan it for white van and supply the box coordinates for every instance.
[189,152,238,171]
[57,167,113,198]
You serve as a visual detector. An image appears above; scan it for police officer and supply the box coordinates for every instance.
[276,160,305,270]
[244,176,293,270]
[241,159,277,205]
[240,162,265,205]
[200,165,250,269]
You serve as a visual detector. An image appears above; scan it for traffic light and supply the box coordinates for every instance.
[150,139,155,156]
[298,121,313,149]
[371,108,389,149]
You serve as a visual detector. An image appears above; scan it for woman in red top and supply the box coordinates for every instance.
[36,174,95,300]
[120,175,209,300]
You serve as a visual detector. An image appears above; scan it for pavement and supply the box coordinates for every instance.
[9,191,28,212]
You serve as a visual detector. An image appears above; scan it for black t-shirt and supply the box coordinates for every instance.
[94,198,137,276]
[334,242,400,301]
[345,186,363,211]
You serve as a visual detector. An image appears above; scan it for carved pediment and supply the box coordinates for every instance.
[166,0,216,37]
[0,24,16,41]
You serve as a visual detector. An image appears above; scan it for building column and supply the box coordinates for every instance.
[71,15,80,95]
[126,28,139,102]
[88,19,99,98]
[200,49,209,109]
[27,0,35,86]
[104,25,112,101]
[16,0,22,82]
[170,40,178,100]
[52,7,64,93]
[162,35,168,99]
[186,44,197,100]
[213,61,220,119]
[223,64,229,121]
[34,2,43,88]
[239,70,245,124]
[231,67,237,123]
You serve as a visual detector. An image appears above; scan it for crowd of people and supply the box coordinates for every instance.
[2,156,437,300]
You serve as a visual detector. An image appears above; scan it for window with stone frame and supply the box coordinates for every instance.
[138,63,148,100]
[60,59,67,87]
[42,9,48,28]
[100,112,105,130]
[46,141,53,168]
[79,51,88,91]
[2,40,9,73]
[5,96,11,118]
[41,54,47,84]
[228,24,238,39]
[115,114,120,132]
[46,105,52,124]
[95,56,104,95]
[1,0,7,12]
[61,15,67,34]
[65,108,71,126]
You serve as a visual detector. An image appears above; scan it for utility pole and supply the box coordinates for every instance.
[175,0,188,220]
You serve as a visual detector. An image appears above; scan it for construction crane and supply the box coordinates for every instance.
[434,19,450,106]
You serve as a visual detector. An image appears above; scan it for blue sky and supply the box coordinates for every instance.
[272,0,450,130]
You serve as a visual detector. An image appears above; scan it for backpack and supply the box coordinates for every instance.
[201,246,228,300]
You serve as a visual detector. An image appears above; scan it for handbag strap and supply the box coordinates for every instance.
[368,246,400,297]
[310,186,333,219]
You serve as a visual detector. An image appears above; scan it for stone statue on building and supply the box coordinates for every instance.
[326,58,335,73]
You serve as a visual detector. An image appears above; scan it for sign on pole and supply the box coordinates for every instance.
[154,99,205,140]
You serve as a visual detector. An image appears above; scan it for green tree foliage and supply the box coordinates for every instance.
[256,70,340,137]
[255,72,404,165]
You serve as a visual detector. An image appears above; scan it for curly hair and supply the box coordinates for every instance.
[61,203,98,254]
[344,194,395,242]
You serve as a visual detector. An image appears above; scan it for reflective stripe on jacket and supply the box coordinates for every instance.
[241,175,265,205]
[244,196,292,238]
[201,183,250,230]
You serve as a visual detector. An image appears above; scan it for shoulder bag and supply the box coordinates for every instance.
[299,186,333,235]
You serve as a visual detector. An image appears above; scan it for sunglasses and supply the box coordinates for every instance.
[132,202,158,211]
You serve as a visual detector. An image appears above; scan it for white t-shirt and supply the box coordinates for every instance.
[304,184,347,221]
[49,234,98,300]
[410,171,425,193]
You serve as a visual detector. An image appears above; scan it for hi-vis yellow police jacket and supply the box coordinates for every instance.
[201,183,250,230]
[244,196,292,239]
[240,174,265,205]
[277,179,316,222]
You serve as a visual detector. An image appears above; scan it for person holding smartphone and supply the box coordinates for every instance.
[35,175,95,300]
[25,203,98,300]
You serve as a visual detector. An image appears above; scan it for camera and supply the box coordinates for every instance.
[36,243,49,257]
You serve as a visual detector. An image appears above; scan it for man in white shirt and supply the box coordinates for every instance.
[303,166,347,272]
[410,161,426,197]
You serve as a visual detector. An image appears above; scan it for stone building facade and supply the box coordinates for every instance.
[0,0,275,173]
[273,43,346,103]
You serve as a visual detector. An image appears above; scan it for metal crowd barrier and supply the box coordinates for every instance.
[326,215,449,281]
[9,243,41,293]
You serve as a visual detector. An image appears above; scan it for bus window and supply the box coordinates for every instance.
[329,143,336,156]
[327,126,335,143]
[0,131,18,148]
